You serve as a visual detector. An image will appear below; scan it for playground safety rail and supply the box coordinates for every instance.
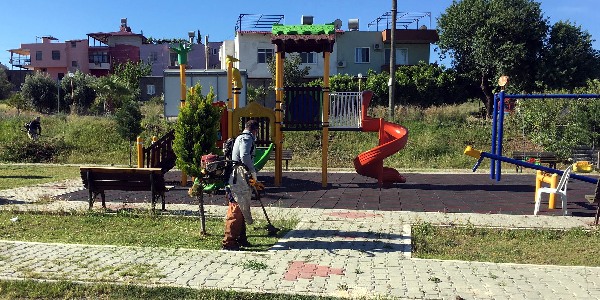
[328,92,362,130]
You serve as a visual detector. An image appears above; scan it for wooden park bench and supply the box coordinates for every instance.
[585,179,600,225]
[268,149,294,170]
[512,151,558,172]
[80,167,168,211]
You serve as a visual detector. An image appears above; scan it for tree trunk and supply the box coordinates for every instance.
[198,190,207,236]
[480,73,494,118]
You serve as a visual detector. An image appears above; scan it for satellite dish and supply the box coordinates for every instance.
[419,25,428,30]
[333,19,342,30]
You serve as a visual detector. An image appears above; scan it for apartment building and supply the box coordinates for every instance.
[8,19,211,80]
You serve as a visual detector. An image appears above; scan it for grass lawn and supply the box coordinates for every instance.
[0,210,296,251]
[0,279,343,300]
[0,164,80,190]
[412,223,600,266]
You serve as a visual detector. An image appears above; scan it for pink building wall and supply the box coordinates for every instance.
[18,37,90,80]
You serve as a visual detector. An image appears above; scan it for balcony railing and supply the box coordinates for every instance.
[9,58,31,67]
[88,62,110,69]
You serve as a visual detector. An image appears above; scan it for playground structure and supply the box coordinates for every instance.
[270,22,407,187]
[464,85,600,211]
[354,91,408,183]
[135,22,408,191]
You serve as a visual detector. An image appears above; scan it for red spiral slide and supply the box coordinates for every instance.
[353,91,408,184]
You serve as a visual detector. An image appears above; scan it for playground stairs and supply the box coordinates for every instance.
[142,130,176,173]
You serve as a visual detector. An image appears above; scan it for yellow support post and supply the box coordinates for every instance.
[322,52,330,188]
[226,56,236,138]
[536,171,558,209]
[150,136,158,167]
[274,51,284,186]
[179,64,186,108]
[136,137,144,168]
[232,68,242,109]
[180,63,187,187]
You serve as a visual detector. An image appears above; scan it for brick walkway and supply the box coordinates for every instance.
[58,170,600,217]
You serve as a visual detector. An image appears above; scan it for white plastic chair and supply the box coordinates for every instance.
[534,165,573,216]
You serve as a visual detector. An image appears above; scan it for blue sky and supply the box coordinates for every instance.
[2,0,599,68]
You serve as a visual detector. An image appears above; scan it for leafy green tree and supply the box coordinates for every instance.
[247,84,268,104]
[93,74,134,115]
[307,73,359,92]
[5,92,29,114]
[173,84,222,178]
[115,100,144,166]
[60,71,97,114]
[267,54,310,87]
[20,72,59,113]
[437,0,548,115]
[395,62,463,107]
[0,68,13,100]
[365,70,390,106]
[112,61,151,96]
[540,21,600,91]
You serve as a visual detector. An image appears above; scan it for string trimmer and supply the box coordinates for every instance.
[250,179,279,236]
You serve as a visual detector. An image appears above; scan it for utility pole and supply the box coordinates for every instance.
[388,0,397,119]
[205,35,209,70]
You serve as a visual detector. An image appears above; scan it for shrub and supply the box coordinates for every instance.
[21,72,58,113]
[0,137,71,163]
[5,92,29,114]
[0,68,13,100]
[173,84,222,177]
[516,81,600,159]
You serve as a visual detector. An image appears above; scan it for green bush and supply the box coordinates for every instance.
[141,96,173,138]
[0,137,71,163]
[0,69,13,100]
[516,81,600,159]
[21,72,58,113]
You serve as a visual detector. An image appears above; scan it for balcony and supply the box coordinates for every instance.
[9,57,31,68]
[88,62,110,70]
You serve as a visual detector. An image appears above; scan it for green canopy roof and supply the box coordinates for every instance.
[272,24,335,35]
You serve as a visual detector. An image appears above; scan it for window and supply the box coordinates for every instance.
[170,52,178,66]
[89,52,109,64]
[52,50,60,60]
[299,52,316,64]
[355,47,370,63]
[211,48,219,56]
[385,48,408,65]
[257,48,274,63]
[149,52,158,62]
[147,84,156,95]
[35,51,42,61]
[71,61,78,67]
[71,41,77,48]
